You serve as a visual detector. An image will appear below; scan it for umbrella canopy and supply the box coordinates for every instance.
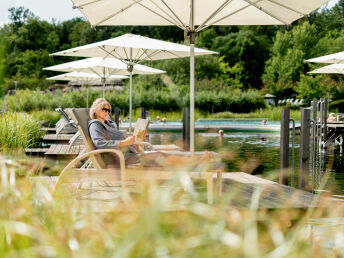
[44,57,166,118]
[44,57,166,77]
[71,0,330,28]
[52,33,216,61]
[51,34,215,132]
[47,71,129,108]
[71,0,331,154]
[46,71,129,81]
[308,64,344,74]
[306,51,344,64]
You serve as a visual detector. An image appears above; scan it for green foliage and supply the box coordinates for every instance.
[212,107,301,121]
[2,3,344,106]
[0,112,43,149]
[295,75,330,104]
[8,6,34,26]
[30,110,61,125]
[0,32,6,95]
[311,30,344,57]
[263,22,317,92]
[295,75,344,104]
[152,55,223,86]
[329,99,344,112]
[198,27,218,48]
[0,87,265,114]
[212,30,271,88]
[195,89,266,113]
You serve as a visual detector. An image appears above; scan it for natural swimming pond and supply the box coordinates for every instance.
[121,118,301,132]
[125,118,288,126]
[149,131,344,196]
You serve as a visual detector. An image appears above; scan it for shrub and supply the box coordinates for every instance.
[0,88,266,114]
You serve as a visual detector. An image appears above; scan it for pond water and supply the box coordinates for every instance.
[125,118,299,126]
[149,131,344,196]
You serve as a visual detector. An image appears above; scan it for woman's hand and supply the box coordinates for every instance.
[119,136,135,147]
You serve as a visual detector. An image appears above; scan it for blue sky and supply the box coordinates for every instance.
[0,0,340,26]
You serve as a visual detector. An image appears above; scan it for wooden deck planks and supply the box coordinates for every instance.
[44,144,85,155]
[221,172,339,209]
[25,148,49,154]
[43,134,74,141]
[40,127,56,132]
[29,172,343,210]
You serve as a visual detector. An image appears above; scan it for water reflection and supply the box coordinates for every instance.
[149,132,344,195]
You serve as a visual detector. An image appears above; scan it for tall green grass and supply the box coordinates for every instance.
[0,112,44,150]
[30,110,61,125]
[0,167,343,257]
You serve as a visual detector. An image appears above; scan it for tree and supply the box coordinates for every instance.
[212,29,270,89]
[262,21,318,96]
[8,7,34,27]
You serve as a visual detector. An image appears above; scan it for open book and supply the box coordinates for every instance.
[133,118,150,142]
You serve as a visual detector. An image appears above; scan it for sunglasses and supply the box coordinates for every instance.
[102,108,111,113]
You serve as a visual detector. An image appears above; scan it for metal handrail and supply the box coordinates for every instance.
[289,118,296,187]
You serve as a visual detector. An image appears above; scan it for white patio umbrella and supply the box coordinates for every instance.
[46,71,129,107]
[44,57,166,130]
[51,33,215,138]
[70,0,331,154]
[306,51,344,64]
[308,64,344,75]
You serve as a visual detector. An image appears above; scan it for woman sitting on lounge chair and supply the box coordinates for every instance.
[88,98,213,168]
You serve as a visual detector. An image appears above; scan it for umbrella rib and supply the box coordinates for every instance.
[134,48,142,61]
[164,50,183,58]
[265,0,307,16]
[241,0,290,24]
[160,0,186,29]
[94,0,144,26]
[107,48,130,65]
[108,68,122,76]
[196,0,233,32]
[142,0,186,29]
[73,0,101,9]
[89,67,103,78]
[203,0,288,30]
[99,46,120,59]
[107,50,131,66]
[123,48,130,61]
[139,49,159,61]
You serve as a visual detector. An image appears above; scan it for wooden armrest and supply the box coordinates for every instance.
[56,149,126,189]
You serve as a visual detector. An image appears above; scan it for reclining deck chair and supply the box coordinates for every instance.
[55,108,78,135]
[56,108,222,203]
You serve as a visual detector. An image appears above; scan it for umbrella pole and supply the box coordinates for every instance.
[102,81,105,98]
[86,85,89,108]
[129,71,133,133]
[189,1,195,155]
[190,41,195,155]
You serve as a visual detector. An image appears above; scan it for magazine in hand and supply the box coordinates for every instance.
[133,118,150,142]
